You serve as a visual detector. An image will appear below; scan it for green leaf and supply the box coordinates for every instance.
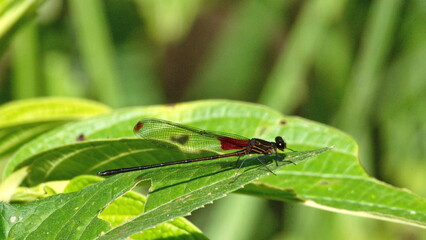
[1,97,111,178]
[0,97,111,128]
[0,0,43,54]
[3,100,425,239]
[238,119,426,229]
[65,175,206,239]
[1,171,134,240]
[10,179,69,202]
[99,149,327,239]
[0,167,28,202]
[249,165,426,228]
[0,122,65,159]
[1,142,325,239]
[5,100,284,178]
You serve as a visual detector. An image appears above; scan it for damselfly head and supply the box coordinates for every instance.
[275,136,287,151]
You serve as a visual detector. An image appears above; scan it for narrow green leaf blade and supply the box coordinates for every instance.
[0,97,111,128]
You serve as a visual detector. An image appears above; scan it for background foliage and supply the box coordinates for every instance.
[0,0,425,239]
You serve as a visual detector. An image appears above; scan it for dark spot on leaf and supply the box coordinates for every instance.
[279,119,287,125]
[319,180,330,186]
[76,134,86,142]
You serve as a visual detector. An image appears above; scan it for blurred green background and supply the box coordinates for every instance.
[0,0,425,239]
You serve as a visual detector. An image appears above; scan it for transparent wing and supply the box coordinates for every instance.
[133,119,250,153]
